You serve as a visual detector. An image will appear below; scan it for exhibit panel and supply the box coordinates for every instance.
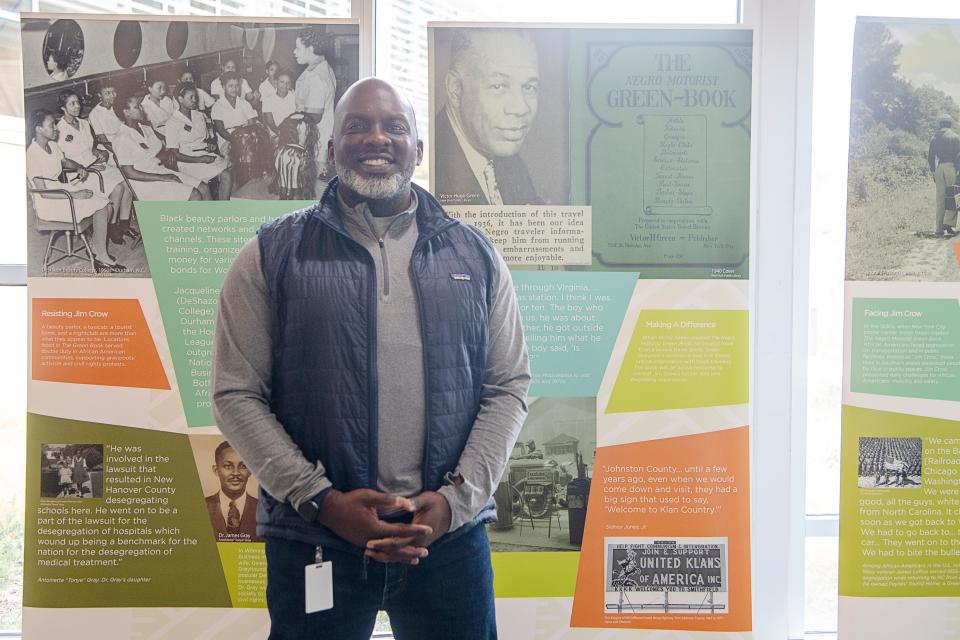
[429,24,754,636]
[838,17,960,640]
[21,12,759,639]
[21,12,358,637]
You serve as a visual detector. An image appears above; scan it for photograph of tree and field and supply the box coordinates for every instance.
[847,20,960,282]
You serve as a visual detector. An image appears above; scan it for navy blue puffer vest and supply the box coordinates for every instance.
[255,179,498,548]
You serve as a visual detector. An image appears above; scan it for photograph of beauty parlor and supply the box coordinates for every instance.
[21,16,358,276]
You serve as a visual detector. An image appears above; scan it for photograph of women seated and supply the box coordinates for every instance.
[55,88,135,246]
[22,17,359,276]
[26,108,122,273]
[166,83,232,200]
[113,91,209,201]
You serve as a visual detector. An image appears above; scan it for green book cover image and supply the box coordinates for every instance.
[569,29,753,277]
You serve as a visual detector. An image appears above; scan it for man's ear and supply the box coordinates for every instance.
[445,71,462,110]
[211,464,218,476]
[327,138,335,166]
[416,139,424,166]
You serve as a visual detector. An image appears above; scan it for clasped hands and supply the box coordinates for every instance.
[316,488,451,565]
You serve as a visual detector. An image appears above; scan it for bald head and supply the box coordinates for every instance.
[334,78,419,140]
[329,77,423,216]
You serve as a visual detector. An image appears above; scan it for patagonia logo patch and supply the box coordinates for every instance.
[451,273,472,282]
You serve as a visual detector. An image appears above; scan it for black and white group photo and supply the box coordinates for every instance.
[21,16,359,277]
[857,436,923,489]
[39,443,103,499]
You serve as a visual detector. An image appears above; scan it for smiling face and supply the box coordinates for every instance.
[329,79,423,206]
[213,446,250,500]
[180,71,195,85]
[222,60,237,74]
[266,61,278,79]
[224,77,240,99]
[62,93,81,118]
[447,32,539,158]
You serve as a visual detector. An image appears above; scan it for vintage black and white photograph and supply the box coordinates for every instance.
[21,16,359,277]
[604,537,728,615]
[486,397,594,552]
[857,436,923,489]
[189,435,263,543]
[846,19,960,282]
[430,26,569,207]
[39,443,103,499]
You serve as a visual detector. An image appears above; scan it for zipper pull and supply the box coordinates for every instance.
[378,238,384,248]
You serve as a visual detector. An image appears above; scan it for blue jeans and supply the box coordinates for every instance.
[265,524,497,640]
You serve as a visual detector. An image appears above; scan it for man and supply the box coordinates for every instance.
[205,441,260,542]
[213,78,530,639]
[435,30,542,205]
[927,113,960,236]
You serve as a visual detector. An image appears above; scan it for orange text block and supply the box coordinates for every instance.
[570,426,751,631]
[32,298,169,389]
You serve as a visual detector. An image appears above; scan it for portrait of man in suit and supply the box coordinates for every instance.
[434,29,543,205]
[205,441,261,542]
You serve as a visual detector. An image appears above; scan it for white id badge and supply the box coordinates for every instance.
[305,561,333,613]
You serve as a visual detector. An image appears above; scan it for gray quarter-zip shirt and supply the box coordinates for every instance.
[339,191,426,497]
[212,191,530,532]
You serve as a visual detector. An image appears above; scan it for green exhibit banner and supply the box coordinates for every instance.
[569,30,752,276]
[137,201,312,427]
[850,298,959,402]
[22,13,360,637]
[431,24,754,637]
[514,271,637,397]
[26,414,230,608]
[840,405,960,598]
[606,309,750,412]
[840,16,960,638]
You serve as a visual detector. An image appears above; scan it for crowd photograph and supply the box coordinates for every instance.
[857,436,923,489]
[21,16,359,276]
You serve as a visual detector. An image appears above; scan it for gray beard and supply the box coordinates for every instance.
[336,159,414,200]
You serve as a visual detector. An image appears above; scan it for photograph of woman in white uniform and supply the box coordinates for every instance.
[55,89,134,245]
[165,83,232,199]
[179,69,216,112]
[142,75,177,133]
[258,60,280,102]
[26,108,122,272]
[293,27,336,177]
[113,93,208,201]
[211,72,259,158]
